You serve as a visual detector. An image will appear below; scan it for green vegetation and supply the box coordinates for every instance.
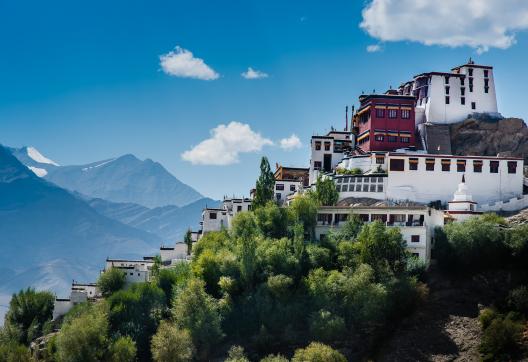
[253,156,275,209]
[312,176,339,206]
[336,167,362,175]
[97,267,126,297]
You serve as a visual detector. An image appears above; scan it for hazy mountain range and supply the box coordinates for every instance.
[0,145,216,310]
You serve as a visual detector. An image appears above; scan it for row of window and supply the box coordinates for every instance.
[445,68,489,83]
[374,135,410,143]
[375,108,411,119]
[389,158,517,173]
[314,141,331,151]
[336,183,384,193]
[336,176,384,184]
[445,96,477,109]
[276,184,297,192]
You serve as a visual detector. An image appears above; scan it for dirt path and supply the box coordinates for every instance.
[376,268,497,361]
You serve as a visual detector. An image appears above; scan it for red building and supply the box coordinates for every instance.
[353,93,416,152]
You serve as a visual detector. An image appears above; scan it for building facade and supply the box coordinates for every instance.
[200,197,252,236]
[309,130,353,184]
[353,94,416,152]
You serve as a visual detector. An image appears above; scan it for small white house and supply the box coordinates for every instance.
[160,243,189,265]
[200,197,252,236]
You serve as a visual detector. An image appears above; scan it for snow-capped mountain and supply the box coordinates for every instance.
[0,145,161,299]
[10,148,204,208]
[8,146,59,177]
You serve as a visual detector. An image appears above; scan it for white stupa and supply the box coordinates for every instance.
[447,174,481,222]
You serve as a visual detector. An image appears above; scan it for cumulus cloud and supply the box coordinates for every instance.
[160,46,219,80]
[241,67,269,79]
[279,134,302,151]
[366,44,382,53]
[360,0,528,53]
[181,122,273,165]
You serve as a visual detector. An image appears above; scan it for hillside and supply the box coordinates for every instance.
[0,145,161,299]
[450,117,528,162]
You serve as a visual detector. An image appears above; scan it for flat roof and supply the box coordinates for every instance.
[452,63,493,70]
[414,72,465,78]
[318,205,429,211]
[388,152,523,161]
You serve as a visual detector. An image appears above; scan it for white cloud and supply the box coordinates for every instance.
[360,0,528,53]
[279,134,302,151]
[160,46,219,80]
[366,44,382,53]
[241,67,269,80]
[181,122,273,165]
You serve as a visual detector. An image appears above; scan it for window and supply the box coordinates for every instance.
[444,76,449,84]
[468,68,473,76]
[441,159,451,171]
[485,87,489,93]
[401,109,410,119]
[490,161,499,173]
[425,159,435,171]
[445,96,450,104]
[409,158,418,170]
[461,87,465,96]
[324,142,331,151]
[388,136,398,142]
[315,141,321,150]
[377,184,384,192]
[388,109,398,118]
[445,86,450,95]
[484,79,489,87]
[290,184,296,192]
[276,184,284,191]
[508,161,517,174]
[471,102,476,110]
[362,184,369,192]
[341,184,348,192]
[469,77,473,86]
[469,85,473,92]
[484,69,489,78]
[376,108,385,118]
[375,155,385,164]
[375,135,384,142]
[210,212,217,219]
[276,193,282,200]
[370,184,376,192]
[401,136,410,143]
[411,235,420,243]
[389,159,405,171]
[335,185,341,192]
[355,184,361,192]
[461,97,465,105]
[461,78,465,86]
[314,161,322,170]
[473,160,483,173]
[412,253,420,258]
[237,205,242,212]
[457,160,466,172]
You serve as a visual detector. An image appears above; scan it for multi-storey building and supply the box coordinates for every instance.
[309,130,354,184]
[399,59,499,125]
[274,165,309,204]
[200,197,252,236]
[353,93,416,152]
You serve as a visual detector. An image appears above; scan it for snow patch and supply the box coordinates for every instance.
[82,158,116,172]
[28,166,48,177]
[27,147,59,166]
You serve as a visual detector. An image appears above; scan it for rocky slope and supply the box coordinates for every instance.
[450,117,528,162]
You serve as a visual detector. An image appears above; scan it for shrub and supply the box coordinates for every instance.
[292,342,347,362]
[309,309,346,342]
[225,345,249,362]
[480,314,523,361]
[260,354,289,362]
[254,202,290,239]
[151,321,194,362]
[0,342,31,362]
[109,336,137,362]
[306,244,332,269]
[266,274,294,301]
[507,286,528,315]
[97,268,126,297]
[155,262,192,306]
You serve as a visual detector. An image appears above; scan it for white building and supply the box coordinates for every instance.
[315,203,445,263]
[399,59,499,125]
[105,258,154,284]
[160,243,189,265]
[309,130,354,184]
[53,282,101,320]
[200,197,252,236]
[335,150,524,206]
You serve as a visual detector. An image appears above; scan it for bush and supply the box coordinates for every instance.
[4,288,54,345]
[225,345,249,362]
[309,309,346,342]
[109,336,137,362]
[306,244,332,270]
[155,262,192,306]
[172,279,223,360]
[405,256,427,281]
[260,354,289,362]
[97,268,126,297]
[507,286,528,315]
[292,342,346,362]
[0,342,31,362]
[56,303,109,362]
[480,313,523,361]
[254,202,289,239]
[151,321,194,362]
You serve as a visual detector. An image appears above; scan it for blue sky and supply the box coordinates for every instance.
[1,0,528,200]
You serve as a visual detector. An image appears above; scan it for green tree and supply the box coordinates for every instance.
[151,321,194,362]
[184,229,193,256]
[254,201,289,239]
[109,336,137,362]
[107,283,165,360]
[313,176,339,206]
[4,288,54,345]
[253,157,275,209]
[309,309,346,342]
[260,355,289,362]
[225,345,249,362]
[289,195,318,240]
[56,303,109,362]
[156,262,192,307]
[480,313,523,361]
[292,342,346,362]
[172,279,223,360]
[97,268,126,298]
[0,342,31,362]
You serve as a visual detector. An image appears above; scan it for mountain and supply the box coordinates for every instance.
[7,146,59,177]
[88,197,220,244]
[0,145,162,299]
[41,154,203,208]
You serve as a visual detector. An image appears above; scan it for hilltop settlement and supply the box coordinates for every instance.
[52,59,528,320]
